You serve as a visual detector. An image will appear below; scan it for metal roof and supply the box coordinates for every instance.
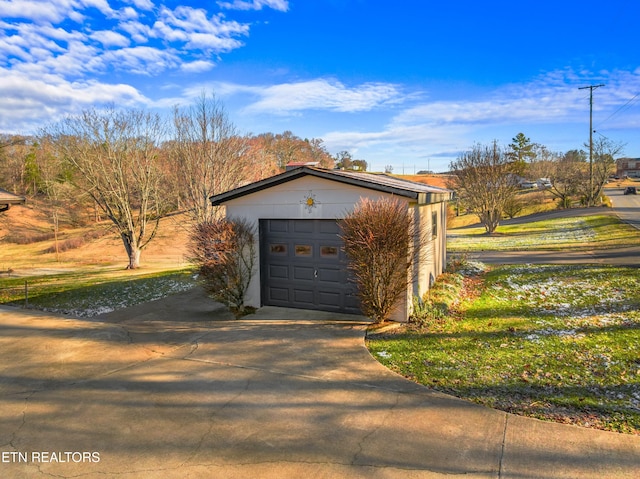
[210,166,452,206]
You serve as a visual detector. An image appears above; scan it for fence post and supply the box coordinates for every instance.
[24,280,28,308]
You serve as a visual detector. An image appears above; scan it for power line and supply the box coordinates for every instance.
[596,91,640,128]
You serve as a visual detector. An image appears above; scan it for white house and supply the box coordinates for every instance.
[209,167,452,322]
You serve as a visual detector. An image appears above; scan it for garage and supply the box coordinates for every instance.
[260,219,360,314]
[210,166,452,321]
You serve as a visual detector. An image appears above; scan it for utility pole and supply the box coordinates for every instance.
[578,83,604,206]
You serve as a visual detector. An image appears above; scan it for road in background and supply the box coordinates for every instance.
[608,186,640,230]
[464,185,640,266]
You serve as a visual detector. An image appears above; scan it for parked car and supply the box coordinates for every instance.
[537,178,552,188]
[520,181,537,189]
[624,186,637,195]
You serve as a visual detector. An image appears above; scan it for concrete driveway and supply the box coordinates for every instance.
[1,288,639,478]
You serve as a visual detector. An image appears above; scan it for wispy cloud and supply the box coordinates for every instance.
[393,69,640,129]
[129,0,154,11]
[319,68,640,170]
[90,30,131,48]
[153,6,249,52]
[218,0,289,12]
[180,60,216,73]
[235,79,407,114]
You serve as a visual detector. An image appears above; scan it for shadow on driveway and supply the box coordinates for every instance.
[1,289,639,478]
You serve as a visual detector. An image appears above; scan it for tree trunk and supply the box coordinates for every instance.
[53,209,59,262]
[121,233,141,269]
[482,209,500,234]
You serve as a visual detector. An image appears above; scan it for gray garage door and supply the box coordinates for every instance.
[260,219,361,314]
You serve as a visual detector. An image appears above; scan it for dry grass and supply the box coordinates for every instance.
[1,201,193,276]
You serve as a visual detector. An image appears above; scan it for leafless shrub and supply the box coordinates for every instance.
[4,231,56,244]
[42,237,82,254]
[188,217,256,318]
[340,197,426,323]
[39,228,108,254]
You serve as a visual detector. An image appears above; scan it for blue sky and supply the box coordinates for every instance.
[1,0,639,172]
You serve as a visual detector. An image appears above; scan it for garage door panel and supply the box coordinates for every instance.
[294,221,314,233]
[317,267,341,283]
[319,221,340,234]
[293,265,315,281]
[268,264,289,280]
[318,291,340,308]
[293,289,314,304]
[268,287,289,302]
[268,220,289,233]
[344,295,361,311]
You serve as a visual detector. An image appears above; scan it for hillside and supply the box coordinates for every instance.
[0,201,192,276]
[397,174,452,189]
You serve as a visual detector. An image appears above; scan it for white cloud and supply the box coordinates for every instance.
[1,1,258,83]
[0,0,80,24]
[118,6,139,21]
[91,30,130,48]
[152,6,249,53]
[0,68,148,133]
[240,79,406,114]
[218,0,288,12]
[102,46,180,75]
[119,19,152,43]
[393,69,640,130]
[128,0,154,11]
[185,32,244,51]
[180,59,216,73]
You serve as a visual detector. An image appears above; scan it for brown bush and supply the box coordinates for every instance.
[188,217,256,318]
[41,228,108,254]
[43,237,83,254]
[340,197,422,323]
[4,231,56,244]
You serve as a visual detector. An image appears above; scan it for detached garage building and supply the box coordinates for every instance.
[210,167,452,322]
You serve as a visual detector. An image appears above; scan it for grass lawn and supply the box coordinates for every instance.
[447,214,640,252]
[0,268,196,317]
[367,264,640,434]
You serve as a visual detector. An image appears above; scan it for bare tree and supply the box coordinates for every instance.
[33,138,75,260]
[544,150,585,209]
[448,142,519,233]
[582,137,624,206]
[41,107,168,269]
[0,134,33,194]
[170,92,249,223]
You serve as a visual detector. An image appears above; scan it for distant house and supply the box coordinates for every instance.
[0,188,25,213]
[616,158,640,178]
[210,166,452,322]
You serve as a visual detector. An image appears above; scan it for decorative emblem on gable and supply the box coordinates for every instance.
[301,191,318,213]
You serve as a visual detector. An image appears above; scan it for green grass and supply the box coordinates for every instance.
[0,268,196,317]
[448,215,640,252]
[367,264,640,434]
